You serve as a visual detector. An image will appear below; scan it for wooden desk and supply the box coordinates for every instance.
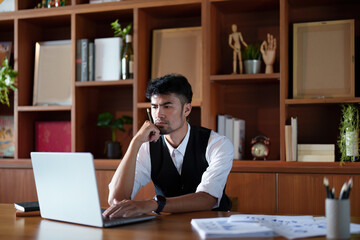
[1,204,359,240]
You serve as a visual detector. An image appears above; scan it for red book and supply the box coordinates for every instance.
[35,121,71,152]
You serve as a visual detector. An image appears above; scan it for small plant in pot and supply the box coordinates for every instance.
[97,112,133,159]
[0,57,18,107]
[338,103,359,164]
[242,43,262,74]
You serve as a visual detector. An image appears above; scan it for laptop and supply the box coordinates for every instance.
[31,152,156,228]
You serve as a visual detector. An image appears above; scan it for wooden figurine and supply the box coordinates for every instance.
[260,33,277,74]
[229,24,248,74]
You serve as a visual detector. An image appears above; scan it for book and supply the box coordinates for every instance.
[88,41,95,81]
[95,37,122,81]
[225,116,234,145]
[191,217,275,238]
[15,210,41,217]
[76,39,89,82]
[298,144,335,151]
[233,118,245,160]
[35,121,71,152]
[0,0,14,12]
[14,201,39,212]
[0,41,12,63]
[217,114,226,136]
[291,117,297,161]
[0,116,14,157]
[285,125,292,162]
[297,154,335,162]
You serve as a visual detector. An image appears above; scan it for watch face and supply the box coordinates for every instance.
[252,143,267,157]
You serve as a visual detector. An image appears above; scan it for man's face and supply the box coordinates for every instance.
[150,93,190,135]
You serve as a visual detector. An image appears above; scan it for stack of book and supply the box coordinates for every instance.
[14,201,40,217]
[217,115,245,160]
[297,144,335,162]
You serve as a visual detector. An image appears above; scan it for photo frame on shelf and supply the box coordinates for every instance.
[151,27,202,102]
[0,42,12,63]
[293,19,355,99]
[33,40,72,106]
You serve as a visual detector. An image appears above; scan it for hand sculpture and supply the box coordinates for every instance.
[229,24,248,74]
[260,33,277,74]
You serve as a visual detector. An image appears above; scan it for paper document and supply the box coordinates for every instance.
[192,214,360,239]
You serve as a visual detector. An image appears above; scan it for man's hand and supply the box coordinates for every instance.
[102,199,157,218]
[260,33,277,74]
[134,120,161,144]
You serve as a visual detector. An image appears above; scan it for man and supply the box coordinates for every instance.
[103,74,233,218]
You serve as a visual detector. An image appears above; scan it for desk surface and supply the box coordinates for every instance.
[1,204,360,240]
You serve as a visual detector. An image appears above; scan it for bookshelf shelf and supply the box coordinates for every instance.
[17,105,72,112]
[210,73,280,84]
[285,97,360,105]
[75,79,133,87]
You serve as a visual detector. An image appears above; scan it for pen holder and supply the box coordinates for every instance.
[326,198,350,239]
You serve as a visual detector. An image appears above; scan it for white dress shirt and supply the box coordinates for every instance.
[131,124,234,208]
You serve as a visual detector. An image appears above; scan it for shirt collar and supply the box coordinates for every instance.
[164,123,190,156]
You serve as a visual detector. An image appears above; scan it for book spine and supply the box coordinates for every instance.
[225,116,234,149]
[80,39,89,82]
[297,154,335,162]
[291,117,298,161]
[297,144,335,151]
[285,125,292,162]
[88,41,95,81]
[76,39,82,81]
[217,114,225,136]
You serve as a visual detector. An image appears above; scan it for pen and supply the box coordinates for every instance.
[344,178,353,199]
[147,108,154,123]
[339,182,348,200]
[323,177,333,199]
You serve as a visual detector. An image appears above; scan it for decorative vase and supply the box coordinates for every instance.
[244,59,261,74]
[106,141,122,159]
[345,129,359,157]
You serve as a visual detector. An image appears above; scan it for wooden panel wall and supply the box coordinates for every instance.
[226,172,276,214]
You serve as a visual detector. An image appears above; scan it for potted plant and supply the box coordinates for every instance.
[0,57,17,107]
[242,43,262,74]
[111,19,132,54]
[338,103,359,164]
[97,112,133,159]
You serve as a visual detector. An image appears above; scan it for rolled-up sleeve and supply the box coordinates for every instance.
[195,131,234,208]
[130,142,152,200]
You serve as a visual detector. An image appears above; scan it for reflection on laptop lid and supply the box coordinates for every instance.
[31,152,155,228]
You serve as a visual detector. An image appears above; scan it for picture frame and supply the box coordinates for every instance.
[33,40,72,106]
[0,42,12,63]
[293,19,355,99]
[151,27,202,102]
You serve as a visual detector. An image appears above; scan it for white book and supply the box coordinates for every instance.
[95,37,122,81]
[285,125,292,162]
[298,150,334,155]
[298,144,335,151]
[233,119,245,160]
[225,116,234,147]
[297,154,335,162]
[217,115,226,136]
[291,117,298,161]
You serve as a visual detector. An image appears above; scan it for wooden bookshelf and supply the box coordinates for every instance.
[0,0,359,215]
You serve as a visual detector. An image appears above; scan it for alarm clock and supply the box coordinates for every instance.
[251,135,270,160]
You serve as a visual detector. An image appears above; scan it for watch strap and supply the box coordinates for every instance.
[153,195,166,215]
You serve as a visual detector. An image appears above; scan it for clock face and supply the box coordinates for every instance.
[252,142,267,157]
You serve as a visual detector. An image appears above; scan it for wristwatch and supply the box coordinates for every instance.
[153,195,166,215]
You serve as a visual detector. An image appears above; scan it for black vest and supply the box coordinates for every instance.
[150,126,232,211]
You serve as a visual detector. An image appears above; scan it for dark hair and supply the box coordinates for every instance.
[146,74,193,104]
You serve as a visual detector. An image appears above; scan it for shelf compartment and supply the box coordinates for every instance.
[17,111,71,159]
[75,85,133,159]
[75,79,133,87]
[210,0,280,75]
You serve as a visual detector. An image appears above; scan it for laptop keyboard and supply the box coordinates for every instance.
[103,215,156,227]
